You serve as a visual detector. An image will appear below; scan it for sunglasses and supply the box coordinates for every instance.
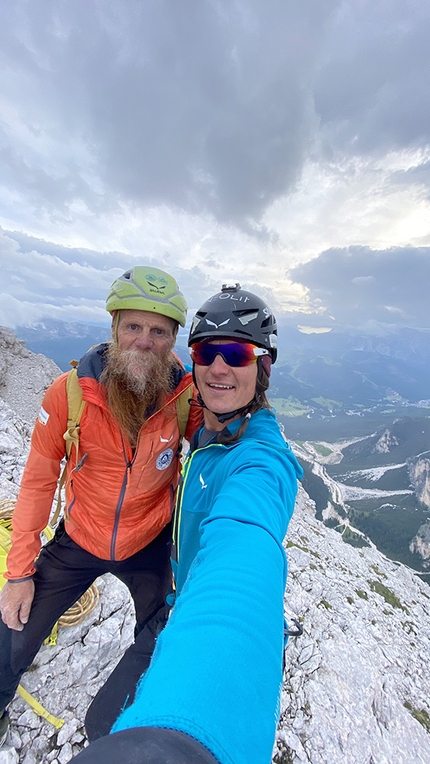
[190,341,269,367]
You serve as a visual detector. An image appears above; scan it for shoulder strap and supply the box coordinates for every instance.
[51,367,85,528]
[63,366,86,459]
[175,386,192,438]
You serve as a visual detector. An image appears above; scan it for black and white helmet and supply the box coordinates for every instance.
[188,283,278,362]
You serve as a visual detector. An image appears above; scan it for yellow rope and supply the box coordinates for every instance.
[1,498,99,724]
[0,498,16,520]
[1,499,99,627]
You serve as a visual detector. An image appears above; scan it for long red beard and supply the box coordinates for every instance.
[101,344,177,446]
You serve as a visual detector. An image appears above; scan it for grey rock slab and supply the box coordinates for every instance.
[57,743,73,764]
[57,720,80,748]
[0,748,19,764]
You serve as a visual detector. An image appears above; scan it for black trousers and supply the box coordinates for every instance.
[0,521,172,734]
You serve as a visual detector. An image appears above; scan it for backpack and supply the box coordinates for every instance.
[51,365,192,526]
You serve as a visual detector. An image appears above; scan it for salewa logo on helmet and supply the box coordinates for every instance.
[146,273,168,291]
[205,318,230,329]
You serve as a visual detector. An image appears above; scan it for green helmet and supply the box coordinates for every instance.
[106,266,187,327]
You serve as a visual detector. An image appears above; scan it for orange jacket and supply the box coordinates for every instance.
[6,344,202,581]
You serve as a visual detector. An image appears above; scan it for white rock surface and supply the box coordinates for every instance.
[1,329,429,762]
[0,327,61,426]
[278,487,430,764]
[0,748,19,764]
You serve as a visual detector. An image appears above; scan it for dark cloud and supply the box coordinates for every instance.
[290,246,430,329]
[0,0,339,226]
[0,229,220,326]
[314,2,430,154]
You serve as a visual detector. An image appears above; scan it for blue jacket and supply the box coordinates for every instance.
[113,408,303,764]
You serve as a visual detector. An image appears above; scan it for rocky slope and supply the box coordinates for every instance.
[0,328,429,763]
[279,489,430,764]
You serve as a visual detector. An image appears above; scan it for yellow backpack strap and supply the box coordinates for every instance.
[63,366,85,459]
[17,685,64,729]
[175,385,192,438]
[51,366,85,528]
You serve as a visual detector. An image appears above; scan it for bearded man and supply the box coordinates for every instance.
[0,267,201,747]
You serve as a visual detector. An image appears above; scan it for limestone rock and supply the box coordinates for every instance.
[0,748,19,764]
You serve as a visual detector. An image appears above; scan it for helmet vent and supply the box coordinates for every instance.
[235,310,259,326]
[233,328,253,337]
[261,315,273,327]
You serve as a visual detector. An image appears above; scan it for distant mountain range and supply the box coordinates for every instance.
[271,324,430,415]
[16,320,430,412]
[16,319,111,371]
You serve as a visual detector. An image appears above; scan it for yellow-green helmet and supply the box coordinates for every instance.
[106,266,187,327]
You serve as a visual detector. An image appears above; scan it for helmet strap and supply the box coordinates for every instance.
[111,311,120,344]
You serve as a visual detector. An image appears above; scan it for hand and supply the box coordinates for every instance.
[0,579,35,631]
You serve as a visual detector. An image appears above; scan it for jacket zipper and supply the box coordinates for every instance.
[172,442,225,564]
[65,453,88,522]
[110,436,136,560]
[109,381,192,560]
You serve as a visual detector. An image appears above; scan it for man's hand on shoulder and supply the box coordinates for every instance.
[0,579,35,630]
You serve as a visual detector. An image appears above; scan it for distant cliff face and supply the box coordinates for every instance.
[0,325,61,425]
[408,458,430,566]
[0,329,429,763]
[410,457,430,510]
[0,326,61,501]
[410,521,430,564]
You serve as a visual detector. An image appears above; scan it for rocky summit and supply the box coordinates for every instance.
[0,327,429,764]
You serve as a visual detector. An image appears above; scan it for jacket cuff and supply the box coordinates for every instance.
[72,727,219,763]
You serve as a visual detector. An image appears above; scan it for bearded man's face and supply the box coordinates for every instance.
[110,309,177,395]
[101,310,178,444]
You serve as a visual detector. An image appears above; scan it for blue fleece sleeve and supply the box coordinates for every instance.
[113,520,286,764]
[113,447,299,764]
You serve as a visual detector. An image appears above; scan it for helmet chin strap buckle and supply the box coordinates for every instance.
[215,405,249,424]
[196,393,257,425]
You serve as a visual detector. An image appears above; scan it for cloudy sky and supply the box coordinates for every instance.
[1,0,430,333]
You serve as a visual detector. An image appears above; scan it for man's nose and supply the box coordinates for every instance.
[210,353,230,373]
[133,330,154,350]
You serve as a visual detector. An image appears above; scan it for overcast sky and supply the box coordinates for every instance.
[1,0,430,332]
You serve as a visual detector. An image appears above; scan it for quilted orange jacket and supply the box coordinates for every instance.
[6,344,201,581]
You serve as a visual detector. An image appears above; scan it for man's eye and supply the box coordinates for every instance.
[129,324,139,331]
[153,328,166,336]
